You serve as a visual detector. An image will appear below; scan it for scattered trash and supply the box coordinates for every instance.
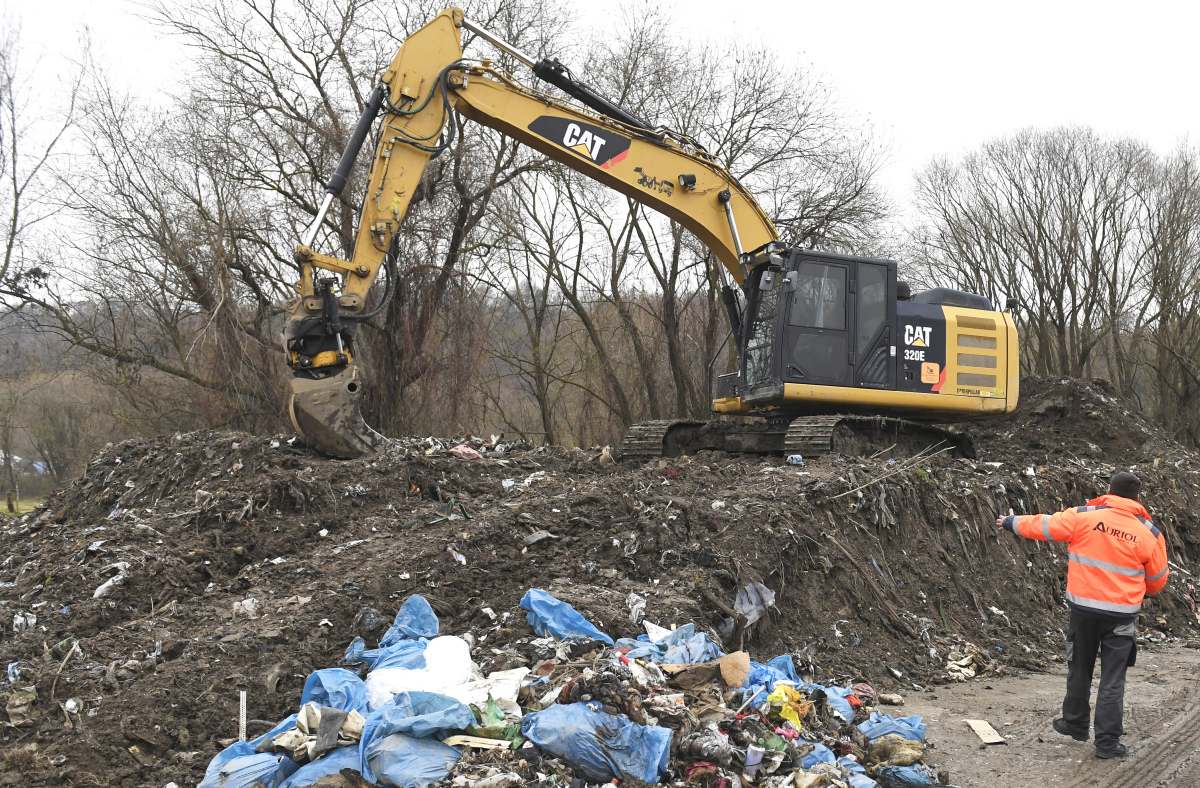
[448,445,482,459]
[364,636,472,709]
[233,598,260,619]
[626,592,646,623]
[12,612,35,634]
[92,561,131,599]
[6,686,37,725]
[522,530,558,546]
[520,702,672,783]
[18,376,1185,787]
[520,589,614,645]
[860,712,928,742]
[197,741,298,788]
[786,454,806,466]
[734,581,776,627]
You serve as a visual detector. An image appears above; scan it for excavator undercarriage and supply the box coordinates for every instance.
[620,415,974,461]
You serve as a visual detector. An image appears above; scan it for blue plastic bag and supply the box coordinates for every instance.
[614,623,723,664]
[347,637,430,671]
[379,595,439,649]
[767,655,799,683]
[301,668,369,713]
[370,639,429,672]
[520,702,671,783]
[742,660,795,696]
[249,714,298,750]
[363,692,475,742]
[821,685,859,722]
[198,741,299,788]
[839,756,881,787]
[800,742,835,769]
[520,589,613,645]
[877,764,932,787]
[364,733,460,787]
[858,712,927,743]
[278,746,360,788]
[358,692,473,784]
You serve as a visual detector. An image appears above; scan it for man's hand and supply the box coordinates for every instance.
[996,508,1015,533]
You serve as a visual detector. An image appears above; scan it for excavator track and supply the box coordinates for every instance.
[620,414,973,460]
[783,414,972,458]
[620,420,703,461]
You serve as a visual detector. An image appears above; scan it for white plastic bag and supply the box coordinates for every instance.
[364,636,471,709]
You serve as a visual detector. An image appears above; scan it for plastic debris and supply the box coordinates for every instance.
[519,589,613,645]
[11,612,35,634]
[92,561,131,599]
[378,595,439,648]
[734,581,776,626]
[277,745,359,787]
[197,741,298,788]
[363,733,460,787]
[860,712,929,742]
[520,702,672,783]
[364,636,472,709]
[615,622,724,664]
[877,764,935,787]
[194,590,937,788]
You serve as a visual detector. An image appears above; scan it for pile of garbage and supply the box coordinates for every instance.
[3,376,1200,786]
[201,590,942,788]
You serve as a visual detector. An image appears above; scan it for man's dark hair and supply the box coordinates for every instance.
[1109,471,1141,501]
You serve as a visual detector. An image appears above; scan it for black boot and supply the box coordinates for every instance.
[1053,716,1088,742]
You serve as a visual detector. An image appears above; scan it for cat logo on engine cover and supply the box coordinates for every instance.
[528,116,631,169]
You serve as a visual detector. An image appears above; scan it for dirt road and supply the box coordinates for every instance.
[903,642,1200,787]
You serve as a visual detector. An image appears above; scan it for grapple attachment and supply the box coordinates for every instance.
[288,365,379,459]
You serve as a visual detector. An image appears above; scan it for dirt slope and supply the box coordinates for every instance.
[1,376,1198,786]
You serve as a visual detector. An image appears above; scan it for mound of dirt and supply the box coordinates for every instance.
[1,378,1198,786]
[966,376,1188,462]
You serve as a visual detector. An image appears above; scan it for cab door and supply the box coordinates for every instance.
[853,262,894,389]
[782,261,852,385]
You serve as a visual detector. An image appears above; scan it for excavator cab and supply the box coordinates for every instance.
[739,249,898,398]
[667,245,1020,459]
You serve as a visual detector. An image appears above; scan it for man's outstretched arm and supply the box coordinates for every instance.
[995,507,1080,542]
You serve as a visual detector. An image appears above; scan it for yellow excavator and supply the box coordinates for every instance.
[285,8,1019,460]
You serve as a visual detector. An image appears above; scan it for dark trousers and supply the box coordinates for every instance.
[1062,609,1137,750]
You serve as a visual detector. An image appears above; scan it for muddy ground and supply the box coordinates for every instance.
[902,641,1200,787]
[1,376,1199,786]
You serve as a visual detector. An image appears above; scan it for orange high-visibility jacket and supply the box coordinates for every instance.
[1002,494,1169,621]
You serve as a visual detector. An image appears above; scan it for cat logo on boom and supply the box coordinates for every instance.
[527,116,632,169]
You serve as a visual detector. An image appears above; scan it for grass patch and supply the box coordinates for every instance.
[0,498,42,517]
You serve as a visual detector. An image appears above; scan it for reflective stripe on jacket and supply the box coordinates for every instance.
[1002,494,1169,621]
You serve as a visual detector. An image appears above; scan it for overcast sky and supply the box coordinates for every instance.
[16,0,1200,206]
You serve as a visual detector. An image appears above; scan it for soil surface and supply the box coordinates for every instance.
[1,375,1199,786]
[902,642,1200,787]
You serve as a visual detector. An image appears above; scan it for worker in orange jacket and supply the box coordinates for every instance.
[995,471,1168,759]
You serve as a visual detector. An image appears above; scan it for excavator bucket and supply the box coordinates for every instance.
[288,366,380,459]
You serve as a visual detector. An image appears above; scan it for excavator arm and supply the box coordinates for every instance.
[285,7,777,457]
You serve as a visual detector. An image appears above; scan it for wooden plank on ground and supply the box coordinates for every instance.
[964,718,1006,744]
[443,735,509,750]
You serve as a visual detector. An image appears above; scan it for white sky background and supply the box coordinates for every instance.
[14,0,1200,214]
